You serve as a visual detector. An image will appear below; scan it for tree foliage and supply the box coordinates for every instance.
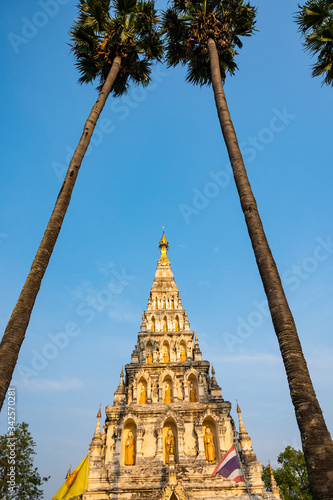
[262,446,312,500]
[295,0,333,86]
[0,422,49,500]
[162,0,256,85]
[70,0,163,95]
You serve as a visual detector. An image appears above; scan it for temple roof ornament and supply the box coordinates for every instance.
[236,402,254,452]
[269,462,280,497]
[93,405,102,440]
[158,226,169,259]
[159,227,169,260]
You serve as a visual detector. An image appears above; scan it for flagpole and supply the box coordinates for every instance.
[234,440,252,500]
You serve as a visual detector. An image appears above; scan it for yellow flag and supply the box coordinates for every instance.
[52,455,89,500]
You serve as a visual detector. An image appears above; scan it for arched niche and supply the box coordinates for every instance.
[154,297,158,309]
[170,296,174,310]
[121,421,137,466]
[180,340,186,361]
[162,340,170,362]
[163,419,178,464]
[137,378,147,404]
[188,373,199,402]
[146,340,153,363]
[202,417,219,464]
[163,376,173,404]
[175,315,180,332]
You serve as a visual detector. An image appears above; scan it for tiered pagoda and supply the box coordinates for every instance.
[84,232,278,500]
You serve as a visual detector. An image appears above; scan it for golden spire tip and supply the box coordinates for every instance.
[159,227,169,259]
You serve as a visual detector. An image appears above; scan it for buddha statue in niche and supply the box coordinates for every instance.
[163,346,169,362]
[139,385,146,404]
[125,430,135,465]
[165,427,175,463]
[204,426,216,463]
[189,382,197,402]
[164,382,172,404]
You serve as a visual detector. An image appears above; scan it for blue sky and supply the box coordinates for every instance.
[1,0,333,497]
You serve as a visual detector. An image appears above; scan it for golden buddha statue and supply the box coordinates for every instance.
[165,427,175,463]
[180,346,186,361]
[164,383,172,404]
[147,351,153,363]
[189,382,197,402]
[204,426,216,463]
[163,346,169,363]
[139,385,146,404]
[125,430,135,465]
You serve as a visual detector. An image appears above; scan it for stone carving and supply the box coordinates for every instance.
[176,379,183,401]
[180,345,186,361]
[165,428,175,464]
[127,383,133,404]
[159,483,191,500]
[152,379,159,402]
[204,426,216,463]
[125,430,135,465]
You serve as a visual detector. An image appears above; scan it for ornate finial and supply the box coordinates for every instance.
[269,462,280,496]
[236,400,241,413]
[142,312,145,321]
[120,367,124,378]
[212,365,215,375]
[97,404,101,418]
[195,333,198,342]
[66,465,71,479]
[159,228,169,260]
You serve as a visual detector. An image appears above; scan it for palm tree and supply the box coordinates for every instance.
[0,0,162,411]
[295,0,333,86]
[162,0,333,497]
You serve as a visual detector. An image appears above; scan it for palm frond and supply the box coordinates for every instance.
[295,0,333,86]
[70,0,163,95]
[162,0,256,86]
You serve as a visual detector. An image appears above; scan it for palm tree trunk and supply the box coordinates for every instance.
[0,56,121,411]
[207,37,333,499]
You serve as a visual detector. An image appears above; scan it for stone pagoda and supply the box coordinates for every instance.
[84,232,278,500]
